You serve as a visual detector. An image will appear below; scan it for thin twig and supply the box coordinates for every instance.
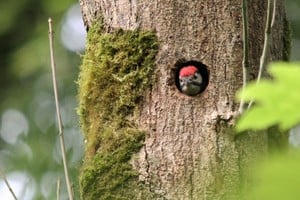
[48,18,74,200]
[271,0,277,28]
[57,179,61,200]
[0,168,18,200]
[239,0,250,113]
[247,0,276,109]
[256,0,274,82]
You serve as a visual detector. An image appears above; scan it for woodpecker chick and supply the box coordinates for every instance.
[179,65,203,96]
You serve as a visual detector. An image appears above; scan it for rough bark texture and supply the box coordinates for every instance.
[79,0,288,199]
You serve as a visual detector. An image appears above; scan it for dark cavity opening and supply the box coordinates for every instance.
[174,59,209,96]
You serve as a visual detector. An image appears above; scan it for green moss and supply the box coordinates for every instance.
[77,24,158,199]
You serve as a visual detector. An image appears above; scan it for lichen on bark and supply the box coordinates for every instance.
[77,23,159,199]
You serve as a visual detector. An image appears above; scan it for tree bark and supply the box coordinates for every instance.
[79,0,289,199]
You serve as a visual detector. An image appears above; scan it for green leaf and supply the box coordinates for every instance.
[236,62,300,132]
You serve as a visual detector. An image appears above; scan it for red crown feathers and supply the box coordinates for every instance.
[179,66,198,78]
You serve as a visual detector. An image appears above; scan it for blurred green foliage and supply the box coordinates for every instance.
[246,151,300,200]
[236,63,300,199]
[236,1,300,198]
[0,0,83,199]
[0,0,76,84]
[237,63,300,131]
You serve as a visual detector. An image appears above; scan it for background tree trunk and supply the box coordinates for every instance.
[79,0,289,199]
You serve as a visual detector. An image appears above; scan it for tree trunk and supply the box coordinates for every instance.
[78,0,289,199]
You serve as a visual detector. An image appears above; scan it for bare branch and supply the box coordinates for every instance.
[239,0,250,113]
[248,0,276,109]
[57,179,61,200]
[271,0,277,28]
[0,168,18,200]
[48,17,74,200]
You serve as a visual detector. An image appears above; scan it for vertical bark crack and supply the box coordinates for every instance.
[144,145,151,187]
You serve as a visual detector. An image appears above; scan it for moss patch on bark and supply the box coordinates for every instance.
[77,24,158,199]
